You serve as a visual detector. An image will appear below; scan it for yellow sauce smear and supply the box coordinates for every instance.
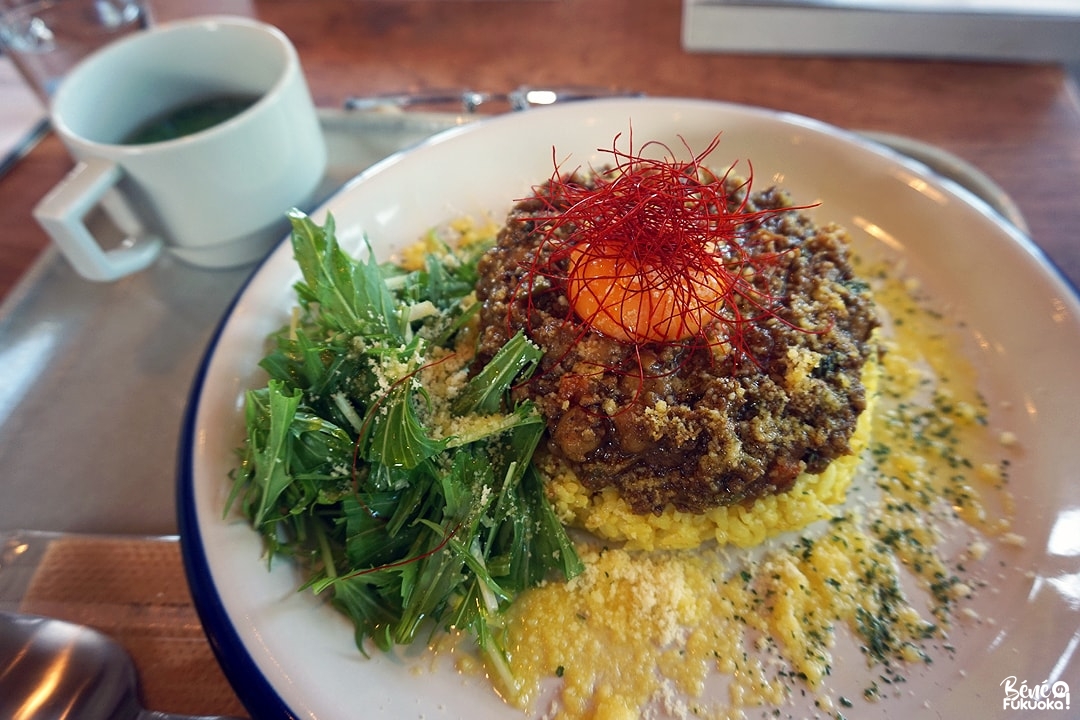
[479,261,1019,719]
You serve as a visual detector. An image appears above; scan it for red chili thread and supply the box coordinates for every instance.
[338,351,466,579]
[339,520,465,580]
[498,130,825,412]
[515,131,813,355]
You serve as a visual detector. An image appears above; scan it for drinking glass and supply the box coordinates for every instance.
[0,0,149,102]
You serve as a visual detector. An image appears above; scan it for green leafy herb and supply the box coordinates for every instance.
[229,210,582,676]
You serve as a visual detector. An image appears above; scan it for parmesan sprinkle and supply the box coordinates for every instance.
[479,259,1019,719]
[397,222,1019,718]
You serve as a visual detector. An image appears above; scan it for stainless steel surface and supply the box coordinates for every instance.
[0,610,237,720]
[344,85,643,113]
[0,109,460,535]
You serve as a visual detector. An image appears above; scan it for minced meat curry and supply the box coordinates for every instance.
[473,182,877,516]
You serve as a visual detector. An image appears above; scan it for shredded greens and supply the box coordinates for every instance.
[229,210,582,681]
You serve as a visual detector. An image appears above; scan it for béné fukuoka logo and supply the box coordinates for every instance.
[1001,676,1071,712]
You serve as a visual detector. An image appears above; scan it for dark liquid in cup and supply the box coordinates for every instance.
[121,94,260,145]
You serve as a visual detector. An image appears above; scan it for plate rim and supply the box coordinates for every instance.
[176,95,1080,719]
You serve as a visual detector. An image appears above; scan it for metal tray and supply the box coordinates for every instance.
[0,110,460,535]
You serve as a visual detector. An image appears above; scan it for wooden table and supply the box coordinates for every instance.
[2,1,1079,717]
[3,0,1080,301]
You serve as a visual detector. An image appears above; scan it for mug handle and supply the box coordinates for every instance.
[33,157,164,281]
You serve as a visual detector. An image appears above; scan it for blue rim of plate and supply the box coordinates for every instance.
[176,97,1080,719]
[176,272,297,719]
[176,110,491,717]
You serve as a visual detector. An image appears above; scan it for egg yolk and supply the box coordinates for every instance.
[565,244,728,344]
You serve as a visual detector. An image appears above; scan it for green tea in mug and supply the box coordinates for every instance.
[122,94,260,144]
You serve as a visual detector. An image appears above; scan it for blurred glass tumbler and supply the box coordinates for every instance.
[0,0,149,102]
[32,16,328,281]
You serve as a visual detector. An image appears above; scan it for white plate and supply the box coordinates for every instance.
[178,98,1080,719]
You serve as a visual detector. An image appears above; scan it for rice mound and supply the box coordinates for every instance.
[542,352,880,551]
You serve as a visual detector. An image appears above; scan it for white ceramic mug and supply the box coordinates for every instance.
[34,15,327,281]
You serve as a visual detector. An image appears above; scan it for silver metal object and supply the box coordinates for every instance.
[0,611,240,719]
[0,115,48,179]
[344,85,644,113]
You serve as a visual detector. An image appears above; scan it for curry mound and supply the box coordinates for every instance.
[473,183,878,550]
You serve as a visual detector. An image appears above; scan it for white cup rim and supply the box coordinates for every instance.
[34,12,327,280]
[51,15,299,152]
